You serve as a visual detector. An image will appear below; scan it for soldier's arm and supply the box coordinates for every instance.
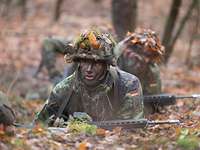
[35,75,74,123]
[43,37,68,54]
[35,89,61,123]
[118,78,144,119]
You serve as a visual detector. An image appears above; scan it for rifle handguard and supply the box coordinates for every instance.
[92,119,148,130]
[144,94,176,106]
[92,119,180,130]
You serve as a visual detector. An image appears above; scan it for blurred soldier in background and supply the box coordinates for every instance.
[34,37,76,85]
[115,29,165,114]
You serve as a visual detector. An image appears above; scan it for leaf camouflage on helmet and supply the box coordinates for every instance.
[115,29,165,63]
[64,29,117,65]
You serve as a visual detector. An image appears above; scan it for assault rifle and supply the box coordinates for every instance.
[92,119,180,130]
[48,119,180,131]
[143,94,200,106]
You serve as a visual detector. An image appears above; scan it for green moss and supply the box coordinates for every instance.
[67,120,97,135]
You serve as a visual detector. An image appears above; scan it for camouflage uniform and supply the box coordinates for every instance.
[35,37,76,85]
[0,91,15,125]
[36,30,144,124]
[119,56,161,95]
[115,29,165,114]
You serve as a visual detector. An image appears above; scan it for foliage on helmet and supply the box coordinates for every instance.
[64,29,116,65]
[116,29,165,63]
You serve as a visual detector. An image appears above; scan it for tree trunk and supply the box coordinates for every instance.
[185,2,199,66]
[164,0,198,63]
[169,0,198,51]
[0,0,12,18]
[53,0,64,21]
[17,0,27,19]
[162,0,182,63]
[112,0,137,41]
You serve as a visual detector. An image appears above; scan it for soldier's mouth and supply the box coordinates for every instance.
[85,74,95,80]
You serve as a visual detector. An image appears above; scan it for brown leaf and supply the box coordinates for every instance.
[88,32,100,49]
[96,128,106,136]
[78,142,91,150]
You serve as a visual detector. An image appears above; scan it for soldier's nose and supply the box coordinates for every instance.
[86,64,93,72]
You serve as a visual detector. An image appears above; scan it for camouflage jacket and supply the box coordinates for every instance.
[36,67,144,123]
[118,56,161,95]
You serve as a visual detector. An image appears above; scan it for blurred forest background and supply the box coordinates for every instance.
[0,0,199,149]
[0,0,199,96]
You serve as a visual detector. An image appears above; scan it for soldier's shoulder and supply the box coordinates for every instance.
[117,68,139,82]
[53,73,75,92]
[117,68,140,90]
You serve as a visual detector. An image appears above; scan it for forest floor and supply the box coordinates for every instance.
[0,0,199,149]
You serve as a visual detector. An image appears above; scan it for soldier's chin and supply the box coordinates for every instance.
[83,76,98,86]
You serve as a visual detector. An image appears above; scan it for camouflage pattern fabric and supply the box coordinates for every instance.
[36,66,144,123]
[118,55,161,114]
[35,37,76,85]
[118,56,161,95]
[0,91,15,125]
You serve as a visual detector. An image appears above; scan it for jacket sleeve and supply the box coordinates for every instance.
[35,89,61,124]
[35,75,74,124]
[118,78,144,119]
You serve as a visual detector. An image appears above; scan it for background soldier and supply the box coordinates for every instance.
[34,37,76,85]
[36,29,144,125]
[115,29,165,114]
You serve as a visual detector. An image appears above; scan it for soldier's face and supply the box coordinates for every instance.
[79,60,106,83]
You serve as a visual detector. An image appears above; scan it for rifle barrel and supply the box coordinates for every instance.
[148,120,180,125]
[175,94,200,99]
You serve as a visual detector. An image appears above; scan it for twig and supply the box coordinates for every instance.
[6,70,20,97]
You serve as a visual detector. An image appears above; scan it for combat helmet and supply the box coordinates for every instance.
[64,29,117,65]
[114,29,165,63]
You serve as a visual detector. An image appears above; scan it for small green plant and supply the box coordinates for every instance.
[67,120,97,135]
[67,112,97,135]
[177,129,199,150]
